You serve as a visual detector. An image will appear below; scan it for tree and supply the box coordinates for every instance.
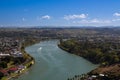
[0,72,4,79]
[0,61,7,68]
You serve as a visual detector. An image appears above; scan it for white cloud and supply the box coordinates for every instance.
[64,14,88,20]
[41,15,51,19]
[22,18,26,21]
[90,19,100,23]
[112,19,120,22]
[113,12,120,17]
[73,19,111,24]
[90,19,111,23]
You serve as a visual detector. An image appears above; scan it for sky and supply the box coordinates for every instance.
[0,0,120,27]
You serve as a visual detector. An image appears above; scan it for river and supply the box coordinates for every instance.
[16,40,97,80]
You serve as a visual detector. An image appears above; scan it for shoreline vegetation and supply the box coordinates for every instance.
[10,39,41,80]
[58,39,120,80]
[1,38,40,80]
[1,28,120,80]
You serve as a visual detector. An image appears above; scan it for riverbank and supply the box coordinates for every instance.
[1,39,39,80]
[15,40,97,80]
[58,39,120,79]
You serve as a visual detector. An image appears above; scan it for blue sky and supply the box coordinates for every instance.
[0,0,120,27]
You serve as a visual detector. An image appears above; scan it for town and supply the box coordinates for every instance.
[1,27,120,80]
[0,37,34,80]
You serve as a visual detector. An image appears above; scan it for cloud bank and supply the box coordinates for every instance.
[41,15,51,19]
[64,14,88,20]
[113,12,120,17]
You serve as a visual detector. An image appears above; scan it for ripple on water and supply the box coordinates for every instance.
[16,40,98,80]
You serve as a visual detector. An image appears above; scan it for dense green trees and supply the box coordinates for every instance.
[0,72,4,79]
[0,61,7,68]
[59,39,120,65]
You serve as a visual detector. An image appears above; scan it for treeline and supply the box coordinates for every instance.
[0,56,26,67]
[2,27,120,39]
[21,38,40,61]
[59,39,120,65]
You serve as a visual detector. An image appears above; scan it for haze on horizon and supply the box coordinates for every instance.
[0,0,120,27]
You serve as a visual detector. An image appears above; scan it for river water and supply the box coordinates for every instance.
[16,40,97,80]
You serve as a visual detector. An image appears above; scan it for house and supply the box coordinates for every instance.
[0,53,10,58]
[8,67,18,73]
[12,51,23,58]
[0,69,9,76]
